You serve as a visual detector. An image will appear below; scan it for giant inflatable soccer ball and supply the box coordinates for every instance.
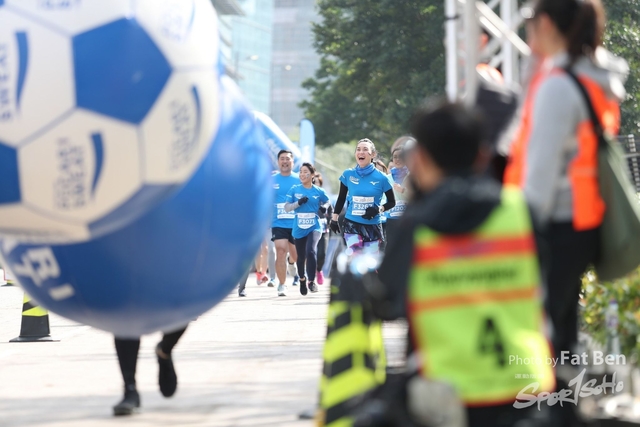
[0,0,221,243]
[0,76,274,337]
[254,111,303,173]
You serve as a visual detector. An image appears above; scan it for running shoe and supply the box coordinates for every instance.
[292,275,299,286]
[277,284,287,296]
[287,257,297,277]
[255,272,264,285]
[299,277,308,296]
[266,280,275,288]
[317,271,325,285]
[309,282,318,293]
[113,387,140,416]
[239,289,247,297]
[156,344,177,398]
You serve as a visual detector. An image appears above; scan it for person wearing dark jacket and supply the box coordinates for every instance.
[365,101,557,427]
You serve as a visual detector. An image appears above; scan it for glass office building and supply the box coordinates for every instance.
[270,0,320,136]
[219,0,275,114]
[216,15,237,76]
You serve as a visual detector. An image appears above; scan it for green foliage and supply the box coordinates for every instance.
[581,267,640,363]
[602,0,640,135]
[303,0,640,148]
[301,0,445,151]
[580,1,640,362]
[315,142,356,194]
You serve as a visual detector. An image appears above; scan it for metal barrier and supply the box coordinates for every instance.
[619,135,640,193]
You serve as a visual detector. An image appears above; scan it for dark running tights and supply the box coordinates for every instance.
[316,232,328,272]
[294,231,321,283]
[114,326,188,388]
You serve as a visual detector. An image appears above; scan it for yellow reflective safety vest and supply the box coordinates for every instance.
[320,284,386,427]
[408,187,555,406]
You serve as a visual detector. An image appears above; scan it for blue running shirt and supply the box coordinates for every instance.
[272,172,300,229]
[384,173,406,220]
[339,168,392,225]
[286,184,329,238]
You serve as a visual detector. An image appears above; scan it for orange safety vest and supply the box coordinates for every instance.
[504,68,620,231]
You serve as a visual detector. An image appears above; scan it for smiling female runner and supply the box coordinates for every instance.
[331,139,396,253]
[284,163,331,295]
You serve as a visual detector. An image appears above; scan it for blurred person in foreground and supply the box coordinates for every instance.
[113,326,188,415]
[356,101,556,427]
[504,0,627,375]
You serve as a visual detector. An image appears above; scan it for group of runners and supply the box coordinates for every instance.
[239,136,413,298]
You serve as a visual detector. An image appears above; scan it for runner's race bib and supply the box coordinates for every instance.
[351,196,374,216]
[277,203,295,220]
[389,200,406,218]
[297,213,316,230]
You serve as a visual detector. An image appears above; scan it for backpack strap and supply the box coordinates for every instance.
[563,67,606,148]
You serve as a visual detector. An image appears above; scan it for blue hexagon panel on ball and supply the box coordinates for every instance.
[0,143,20,204]
[0,0,221,244]
[73,18,172,124]
[0,75,274,337]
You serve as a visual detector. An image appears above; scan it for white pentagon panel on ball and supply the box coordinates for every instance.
[0,7,74,147]
[0,204,90,243]
[2,0,132,35]
[140,70,220,184]
[18,110,142,224]
[134,0,219,70]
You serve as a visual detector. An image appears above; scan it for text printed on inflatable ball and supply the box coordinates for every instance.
[11,247,75,300]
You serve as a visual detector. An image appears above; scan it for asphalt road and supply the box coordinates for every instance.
[0,277,406,427]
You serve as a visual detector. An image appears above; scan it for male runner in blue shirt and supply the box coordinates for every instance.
[271,150,300,296]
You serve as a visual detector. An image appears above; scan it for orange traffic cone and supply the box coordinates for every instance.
[10,294,58,342]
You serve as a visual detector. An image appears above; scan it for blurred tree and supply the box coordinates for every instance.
[301,0,445,150]
[303,1,640,149]
[580,4,640,363]
[602,0,640,136]
[581,267,640,363]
